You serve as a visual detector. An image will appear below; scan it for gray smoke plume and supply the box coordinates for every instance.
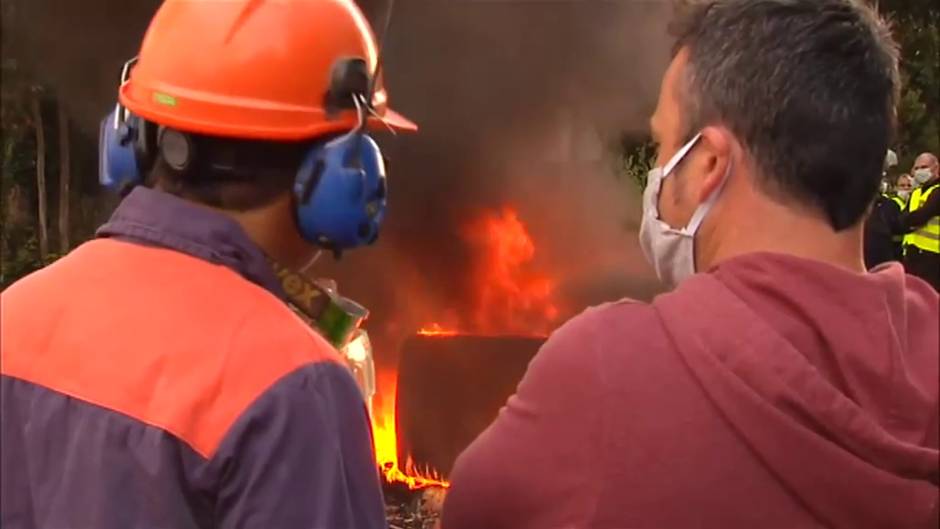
[4,0,673,367]
[324,1,673,365]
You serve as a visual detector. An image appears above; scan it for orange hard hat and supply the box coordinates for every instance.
[119,0,416,141]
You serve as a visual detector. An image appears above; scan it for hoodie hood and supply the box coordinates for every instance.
[654,253,939,529]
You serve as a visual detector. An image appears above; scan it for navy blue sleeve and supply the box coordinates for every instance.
[883,198,902,234]
[211,362,387,529]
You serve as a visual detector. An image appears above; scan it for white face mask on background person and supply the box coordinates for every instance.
[913,168,934,185]
[639,132,732,288]
[897,189,912,201]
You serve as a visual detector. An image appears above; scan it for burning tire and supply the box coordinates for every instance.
[395,334,545,477]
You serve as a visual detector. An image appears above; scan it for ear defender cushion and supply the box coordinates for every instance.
[294,133,387,250]
[98,108,142,192]
[157,127,193,172]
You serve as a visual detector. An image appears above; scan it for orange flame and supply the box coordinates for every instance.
[371,370,450,489]
[462,207,560,335]
[417,323,459,337]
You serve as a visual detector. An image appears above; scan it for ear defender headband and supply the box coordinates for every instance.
[98,56,389,254]
[98,58,146,193]
[292,57,388,255]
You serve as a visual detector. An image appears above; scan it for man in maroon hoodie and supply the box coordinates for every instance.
[442,1,939,528]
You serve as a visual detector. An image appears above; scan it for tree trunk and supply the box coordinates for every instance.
[58,103,71,253]
[31,92,49,261]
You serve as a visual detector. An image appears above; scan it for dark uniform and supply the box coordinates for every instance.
[864,193,905,269]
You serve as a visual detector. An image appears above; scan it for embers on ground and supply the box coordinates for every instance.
[384,482,447,529]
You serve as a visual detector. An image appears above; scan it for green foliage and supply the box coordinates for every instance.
[890,7,940,170]
[614,138,657,232]
[0,236,60,288]
[1,56,46,289]
[2,94,37,190]
[617,138,656,191]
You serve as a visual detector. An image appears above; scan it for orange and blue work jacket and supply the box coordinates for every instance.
[1,187,386,529]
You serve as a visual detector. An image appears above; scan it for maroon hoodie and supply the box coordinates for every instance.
[442,253,939,529]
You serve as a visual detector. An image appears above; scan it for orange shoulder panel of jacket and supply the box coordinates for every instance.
[0,238,342,458]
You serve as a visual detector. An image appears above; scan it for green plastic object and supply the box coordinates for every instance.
[317,295,369,349]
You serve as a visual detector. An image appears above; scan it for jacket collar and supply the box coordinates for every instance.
[97,187,285,298]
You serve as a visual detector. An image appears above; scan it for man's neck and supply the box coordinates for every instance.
[227,196,315,270]
[699,198,866,274]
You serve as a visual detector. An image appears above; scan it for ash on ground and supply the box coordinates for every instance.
[384,483,447,529]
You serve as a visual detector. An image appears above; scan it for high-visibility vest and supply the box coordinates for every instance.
[904,184,939,253]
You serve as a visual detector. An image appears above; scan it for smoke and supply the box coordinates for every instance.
[2,0,162,142]
[320,0,674,366]
[4,0,674,366]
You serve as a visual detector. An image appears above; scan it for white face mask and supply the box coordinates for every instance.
[897,189,912,201]
[639,132,731,288]
[913,168,934,185]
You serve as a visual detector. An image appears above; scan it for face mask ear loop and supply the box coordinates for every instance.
[684,158,733,235]
[662,132,703,178]
[650,133,702,225]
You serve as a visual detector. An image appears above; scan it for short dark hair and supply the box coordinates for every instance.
[670,0,900,230]
[147,128,317,211]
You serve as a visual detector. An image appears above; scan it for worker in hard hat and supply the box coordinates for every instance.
[0,1,414,527]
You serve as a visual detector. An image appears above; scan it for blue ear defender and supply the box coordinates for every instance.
[294,128,387,253]
[293,95,388,254]
[98,106,143,192]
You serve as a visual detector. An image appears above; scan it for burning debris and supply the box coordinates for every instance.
[396,334,545,476]
[385,487,447,529]
[369,206,561,497]
[372,368,451,491]
[417,324,458,338]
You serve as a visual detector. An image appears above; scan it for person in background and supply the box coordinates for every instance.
[864,155,906,268]
[896,172,914,203]
[899,152,940,290]
[891,173,916,259]
[442,1,938,528]
[0,1,415,527]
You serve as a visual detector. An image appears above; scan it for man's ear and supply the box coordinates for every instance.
[697,126,733,203]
